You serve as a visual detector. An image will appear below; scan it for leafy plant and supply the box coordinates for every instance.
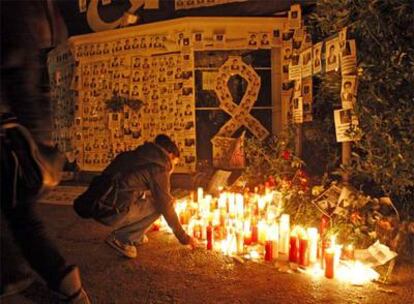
[306,0,414,212]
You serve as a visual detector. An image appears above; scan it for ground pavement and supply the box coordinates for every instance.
[2,187,414,304]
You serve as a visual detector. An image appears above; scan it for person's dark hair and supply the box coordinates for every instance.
[155,134,180,158]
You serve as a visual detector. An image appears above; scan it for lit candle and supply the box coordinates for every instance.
[298,235,309,267]
[228,193,236,216]
[289,232,298,263]
[187,218,195,236]
[342,244,355,260]
[270,223,279,259]
[201,218,207,240]
[219,209,226,227]
[227,230,237,255]
[212,209,220,227]
[258,220,267,244]
[206,223,213,250]
[279,214,290,254]
[243,221,252,245]
[264,240,273,261]
[307,227,318,263]
[193,222,202,239]
[204,194,212,214]
[266,206,277,223]
[197,187,204,203]
[236,232,244,254]
[324,248,335,279]
[258,197,266,212]
[251,223,258,243]
[235,194,244,219]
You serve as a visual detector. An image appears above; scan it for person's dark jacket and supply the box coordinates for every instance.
[101,142,190,245]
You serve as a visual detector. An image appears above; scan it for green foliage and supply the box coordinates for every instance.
[241,135,303,186]
[239,135,321,225]
[307,0,414,207]
[105,96,143,112]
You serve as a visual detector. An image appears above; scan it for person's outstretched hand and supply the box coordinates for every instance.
[187,237,199,250]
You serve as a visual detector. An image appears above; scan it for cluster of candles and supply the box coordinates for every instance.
[158,187,378,283]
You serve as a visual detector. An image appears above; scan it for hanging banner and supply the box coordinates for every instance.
[58,0,313,36]
[175,0,248,10]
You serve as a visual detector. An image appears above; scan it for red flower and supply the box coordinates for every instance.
[282,150,291,160]
[297,169,307,178]
[350,212,363,225]
[266,175,276,187]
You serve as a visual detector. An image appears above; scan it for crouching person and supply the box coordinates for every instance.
[74,134,197,258]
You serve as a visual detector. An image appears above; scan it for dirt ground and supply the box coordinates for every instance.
[3,202,414,304]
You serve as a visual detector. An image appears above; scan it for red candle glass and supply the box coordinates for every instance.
[244,231,252,245]
[324,249,335,279]
[251,225,258,243]
[206,225,213,250]
[299,238,309,267]
[265,240,273,261]
[289,235,298,263]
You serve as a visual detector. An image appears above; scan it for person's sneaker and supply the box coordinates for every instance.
[135,234,149,246]
[105,234,137,258]
[52,266,90,304]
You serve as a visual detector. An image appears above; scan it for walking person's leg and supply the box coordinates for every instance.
[0,123,90,303]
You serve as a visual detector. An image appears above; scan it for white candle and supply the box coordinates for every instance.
[218,192,227,210]
[235,193,244,219]
[268,223,279,259]
[197,187,204,203]
[307,227,319,263]
[279,214,290,254]
[228,193,235,215]
[258,197,266,211]
[212,209,220,226]
[258,220,267,244]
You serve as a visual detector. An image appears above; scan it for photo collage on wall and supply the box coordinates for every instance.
[49,16,284,173]
[48,46,76,153]
[49,30,196,172]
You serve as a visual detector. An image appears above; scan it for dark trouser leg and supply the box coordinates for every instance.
[112,199,160,245]
[1,136,67,290]
[2,204,68,290]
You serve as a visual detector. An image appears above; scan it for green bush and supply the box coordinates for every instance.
[307,0,414,212]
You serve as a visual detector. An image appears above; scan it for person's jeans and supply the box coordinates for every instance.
[99,198,160,245]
